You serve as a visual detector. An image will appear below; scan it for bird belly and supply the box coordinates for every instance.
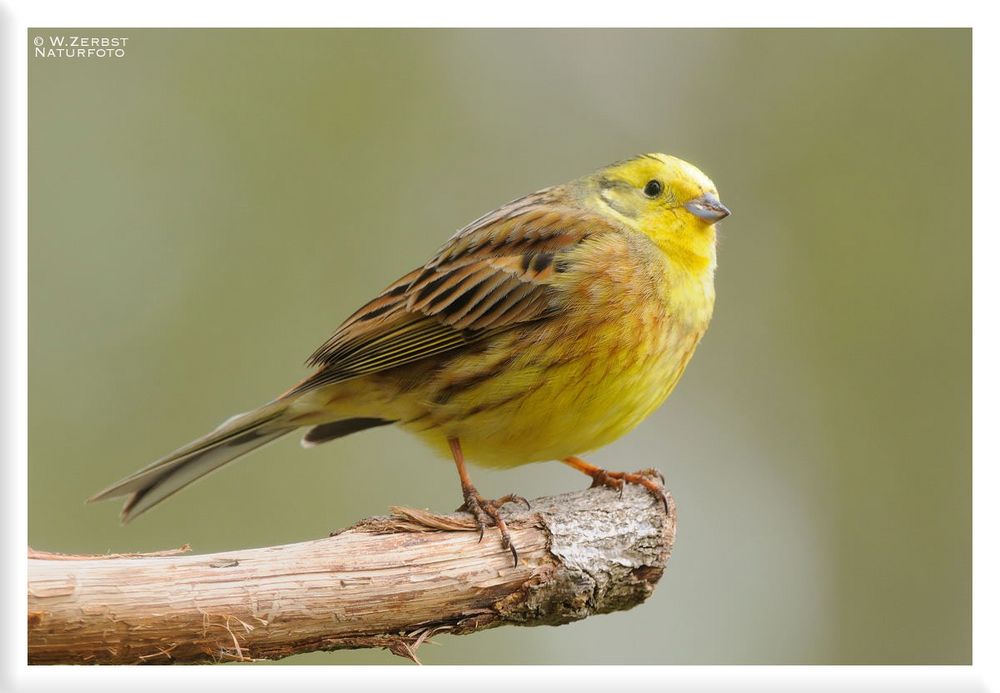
[398,308,706,468]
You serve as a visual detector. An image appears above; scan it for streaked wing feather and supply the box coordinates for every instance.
[295,188,615,393]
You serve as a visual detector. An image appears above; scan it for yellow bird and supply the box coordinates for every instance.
[91,153,730,562]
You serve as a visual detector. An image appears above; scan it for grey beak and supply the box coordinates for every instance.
[685,193,731,223]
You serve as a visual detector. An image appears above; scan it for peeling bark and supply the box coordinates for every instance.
[28,476,675,664]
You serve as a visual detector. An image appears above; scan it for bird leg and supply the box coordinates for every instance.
[449,437,528,566]
[561,456,670,516]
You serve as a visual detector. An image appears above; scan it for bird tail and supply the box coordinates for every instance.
[89,400,297,523]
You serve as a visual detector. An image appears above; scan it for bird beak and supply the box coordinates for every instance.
[684,193,731,223]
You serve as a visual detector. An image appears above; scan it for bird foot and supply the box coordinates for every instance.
[586,468,671,516]
[457,491,530,567]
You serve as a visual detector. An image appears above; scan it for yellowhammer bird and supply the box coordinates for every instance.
[91,153,729,563]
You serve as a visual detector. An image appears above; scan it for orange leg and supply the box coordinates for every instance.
[449,437,529,566]
[561,456,670,515]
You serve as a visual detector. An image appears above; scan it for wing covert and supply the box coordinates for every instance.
[295,189,617,393]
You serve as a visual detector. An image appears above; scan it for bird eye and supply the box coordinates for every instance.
[643,180,663,198]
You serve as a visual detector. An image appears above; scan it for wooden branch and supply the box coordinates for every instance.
[28,474,675,664]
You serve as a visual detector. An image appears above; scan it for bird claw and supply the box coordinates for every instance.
[458,491,523,567]
[588,469,625,496]
[495,493,531,510]
[587,469,670,516]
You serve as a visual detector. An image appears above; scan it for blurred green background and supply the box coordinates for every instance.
[28,29,971,664]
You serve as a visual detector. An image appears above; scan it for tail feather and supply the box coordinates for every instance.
[89,401,294,523]
[301,417,394,448]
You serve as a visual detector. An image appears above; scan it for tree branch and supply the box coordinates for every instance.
[28,474,675,664]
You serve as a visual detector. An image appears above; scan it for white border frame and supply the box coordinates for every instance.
[3,2,993,691]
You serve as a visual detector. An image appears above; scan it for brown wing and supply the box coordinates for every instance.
[290,187,616,393]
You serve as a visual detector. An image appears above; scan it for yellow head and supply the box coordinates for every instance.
[578,153,730,272]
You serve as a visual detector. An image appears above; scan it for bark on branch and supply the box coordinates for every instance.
[28,474,675,664]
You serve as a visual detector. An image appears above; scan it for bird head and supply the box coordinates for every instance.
[583,153,729,271]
